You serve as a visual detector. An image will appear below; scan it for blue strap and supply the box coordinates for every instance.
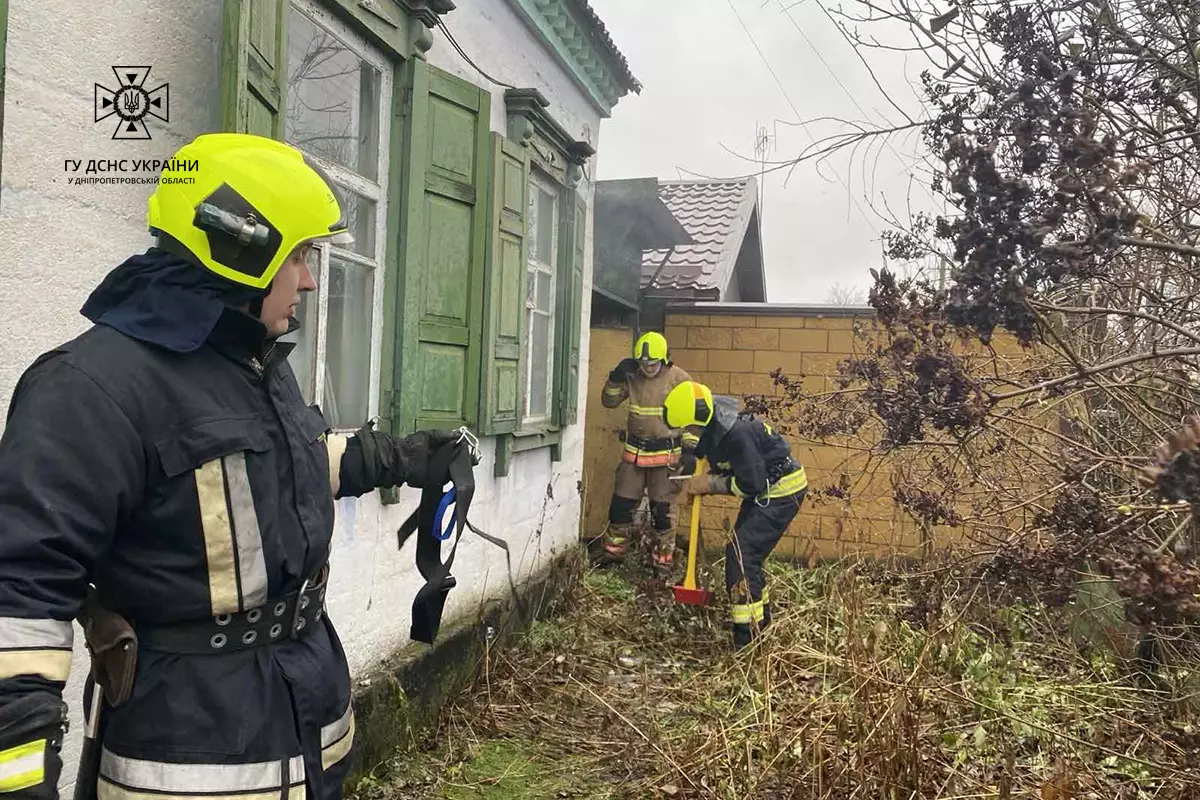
[432,486,457,542]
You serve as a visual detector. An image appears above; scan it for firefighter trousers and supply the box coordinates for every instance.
[602,462,683,559]
[725,489,806,649]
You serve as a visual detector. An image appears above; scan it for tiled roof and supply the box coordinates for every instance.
[642,178,759,293]
[571,0,642,93]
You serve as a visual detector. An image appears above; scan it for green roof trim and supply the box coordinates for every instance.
[507,0,640,116]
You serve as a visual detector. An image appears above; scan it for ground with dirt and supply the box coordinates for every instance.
[351,552,1200,799]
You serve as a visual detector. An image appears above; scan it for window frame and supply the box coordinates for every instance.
[283,0,393,433]
[520,167,563,430]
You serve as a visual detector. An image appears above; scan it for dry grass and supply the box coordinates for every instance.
[361,552,1200,799]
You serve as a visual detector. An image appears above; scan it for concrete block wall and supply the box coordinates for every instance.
[656,307,1050,562]
[661,309,919,561]
[581,326,635,539]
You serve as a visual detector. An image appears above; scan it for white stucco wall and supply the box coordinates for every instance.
[0,0,602,793]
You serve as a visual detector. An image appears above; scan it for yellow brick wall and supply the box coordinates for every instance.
[581,327,635,540]
[581,311,1052,563]
[667,311,1049,561]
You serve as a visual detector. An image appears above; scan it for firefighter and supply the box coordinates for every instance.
[598,331,696,573]
[663,381,808,650]
[0,133,463,800]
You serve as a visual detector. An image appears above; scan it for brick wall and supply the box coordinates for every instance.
[581,306,1051,564]
[661,309,913,561]
[581,326,635,540]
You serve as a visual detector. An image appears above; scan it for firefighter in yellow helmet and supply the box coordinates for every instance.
[598,331,696,573]
[0,133,463,800]
[663,381,809,650]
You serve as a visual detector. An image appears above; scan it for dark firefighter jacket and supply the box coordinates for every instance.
[693,397,808,500]
[0,257,401,799]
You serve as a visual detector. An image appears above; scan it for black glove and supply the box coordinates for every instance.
[355,426,464,490]
[608,357,638,383]
[677,450,698,477]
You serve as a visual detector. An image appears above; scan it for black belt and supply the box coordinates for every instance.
[766,458,799,484]
[621,433,681,451]
[135,566,329,655]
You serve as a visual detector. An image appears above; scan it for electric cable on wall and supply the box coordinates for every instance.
[436,19,518,90]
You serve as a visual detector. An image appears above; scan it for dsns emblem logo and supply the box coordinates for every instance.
[94,66,170,140]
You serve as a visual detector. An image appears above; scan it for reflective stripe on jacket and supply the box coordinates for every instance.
[600,362,692,449]
[0,309,373,799]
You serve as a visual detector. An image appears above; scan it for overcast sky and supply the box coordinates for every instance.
[590,0,946,304]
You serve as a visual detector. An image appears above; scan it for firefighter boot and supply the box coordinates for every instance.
[730,581,754,650]
[648,501,675,576]
[650,526,676,576]
[600,522,636,565]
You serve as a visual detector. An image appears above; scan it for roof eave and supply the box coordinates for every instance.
[505,0,640,117]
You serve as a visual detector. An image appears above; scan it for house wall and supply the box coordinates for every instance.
[0,0,604,793]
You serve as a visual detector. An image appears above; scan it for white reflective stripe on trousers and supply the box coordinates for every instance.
[320,702,355,770]
[320,703,352,749]
[98,749,305,795]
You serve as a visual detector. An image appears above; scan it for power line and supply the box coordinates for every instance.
[777,0,943,213]
[721,0,880,233]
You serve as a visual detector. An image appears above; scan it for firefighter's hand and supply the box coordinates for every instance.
[402,429,472,487]
[608,358,638,383]
[355,428,461,490]
[677,450,698,477]
[687,474,730,495]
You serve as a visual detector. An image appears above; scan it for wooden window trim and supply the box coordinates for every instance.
[284,0,393,432]
[518,168,562,432]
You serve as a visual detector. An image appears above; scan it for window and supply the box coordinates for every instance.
[479,94,591,472]
[280,0,391,430]
[523,171,560,426]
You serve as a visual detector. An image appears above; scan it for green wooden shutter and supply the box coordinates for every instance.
[554,192,587,426]
[480,134,530,435]
[220,0,288,136]
[393,59,491,434]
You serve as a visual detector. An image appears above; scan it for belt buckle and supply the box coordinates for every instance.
[289,577,311,639]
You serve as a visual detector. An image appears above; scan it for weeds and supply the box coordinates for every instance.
[364,557,1200,798]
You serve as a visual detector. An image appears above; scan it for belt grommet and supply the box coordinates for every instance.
[270,624,283,638]
[274,602,287,617]
[300,596,310,610]
[242,631,257,645]
[247,609,262,623]
[315,608,323,622]
[210,633,227,649]
[215,614,231,626]
[297,617,307,631]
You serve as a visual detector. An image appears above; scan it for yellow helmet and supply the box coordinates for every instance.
[663,381,714,429]
[146,133,350,290]
[633,331,669,362]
